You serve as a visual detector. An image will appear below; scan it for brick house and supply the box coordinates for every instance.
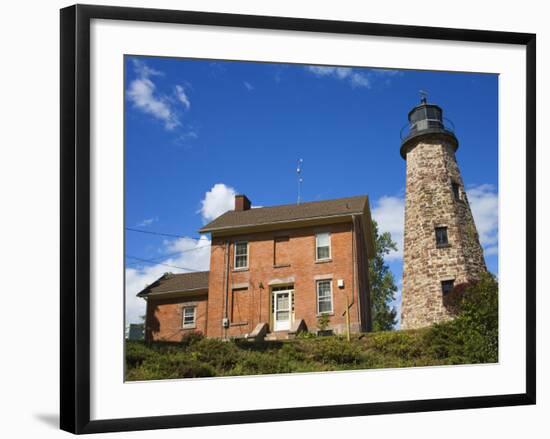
[138,194,375,341]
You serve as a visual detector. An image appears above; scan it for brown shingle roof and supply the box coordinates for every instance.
[199,195,369,233]
[137,271,209,297]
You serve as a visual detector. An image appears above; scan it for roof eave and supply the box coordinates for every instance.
[199,211,366,236]
[138,287,208,299]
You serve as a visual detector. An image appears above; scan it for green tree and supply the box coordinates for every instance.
[369,220,398,331]
[427,272,498,363]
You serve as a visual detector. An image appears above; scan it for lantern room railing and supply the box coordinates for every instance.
[400,117,456,141]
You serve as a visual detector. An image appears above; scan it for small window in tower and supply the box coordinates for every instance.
[441,279,455,295]
[452,182,461,201]
[435,227,449,247]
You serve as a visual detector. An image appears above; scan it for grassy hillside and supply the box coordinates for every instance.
[125,326,493,381]
[126,274,498,381]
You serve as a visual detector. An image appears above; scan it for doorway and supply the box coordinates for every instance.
[271,286,294,331]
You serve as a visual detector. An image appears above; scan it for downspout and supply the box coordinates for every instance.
[204,293,208,337]
[351,215,361,328]
[222,241,230,339]
[144,297,150,344]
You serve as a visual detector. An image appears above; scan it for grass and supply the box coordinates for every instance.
[125,326,492,381]
[126,274,498,381]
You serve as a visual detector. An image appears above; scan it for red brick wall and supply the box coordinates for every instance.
[231,288,250,324]
[274,236,290,266]
[206,222,369,338]
[145,293,207,342]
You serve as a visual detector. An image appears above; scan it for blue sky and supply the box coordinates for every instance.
[124,56,499,326]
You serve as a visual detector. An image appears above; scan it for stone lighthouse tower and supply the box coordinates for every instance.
[400,94,487,329]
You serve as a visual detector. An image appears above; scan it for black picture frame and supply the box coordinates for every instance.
[60,4,536,434]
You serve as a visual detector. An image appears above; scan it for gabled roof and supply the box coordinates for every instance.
[199,195,369,234]
[136,271,209,298]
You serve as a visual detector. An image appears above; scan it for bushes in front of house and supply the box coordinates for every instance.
[125,352,216,381]
[125,331,431,380]
[125,274,498,380]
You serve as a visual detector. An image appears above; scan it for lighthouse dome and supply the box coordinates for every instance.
[400,95,458,159]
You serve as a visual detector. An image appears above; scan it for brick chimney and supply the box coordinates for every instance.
[235,194,251,211]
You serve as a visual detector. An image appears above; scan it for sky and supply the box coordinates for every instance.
[124,56,499,327]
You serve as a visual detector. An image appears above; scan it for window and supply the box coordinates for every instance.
[435,227,449,247]
[234,241,248,269]
[315,232,331,261]
[182,306,196,328]
[452,182,461,200]
[441,279,455,295]
[316,280,333,314]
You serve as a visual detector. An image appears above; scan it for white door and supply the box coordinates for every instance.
[273,290,292,331]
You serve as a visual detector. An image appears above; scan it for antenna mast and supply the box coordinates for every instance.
[297,159,303,205]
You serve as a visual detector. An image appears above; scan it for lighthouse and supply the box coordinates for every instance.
[400,94,487,329]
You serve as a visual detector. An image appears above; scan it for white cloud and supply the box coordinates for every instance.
[305,66,371,88]
[392,287,403,329]
[127,76,178,129]
[350,73,371,88]
[467,184,499,256]
[125,236,211,324]
[132,59,163,78]
[372,195,405,261]
[371,68,403,77]
[199,183,237,222]
[243,81,254,91]
[175,84,191,110]
[178,130,198,142]
[136,216,158,227]
[126,59,191,130]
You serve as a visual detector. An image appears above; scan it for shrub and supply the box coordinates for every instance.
[367,330,428,360]
[180,331,204,347]
[296,331,317,340]
[190,338,241,371]
[427,272,498,364]
[308,337,361,364]
[127,353,216,380]
[232,351,293,375]
[278,341,307,362]
[317,314,330,332]
[126,341,155,368]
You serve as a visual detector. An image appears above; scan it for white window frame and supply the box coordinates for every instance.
[316,279,334,315]
[234,241,249,269]
[315,232,331,261]
[182,306,196,328]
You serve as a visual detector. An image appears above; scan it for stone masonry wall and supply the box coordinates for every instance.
[400,137,487,329]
